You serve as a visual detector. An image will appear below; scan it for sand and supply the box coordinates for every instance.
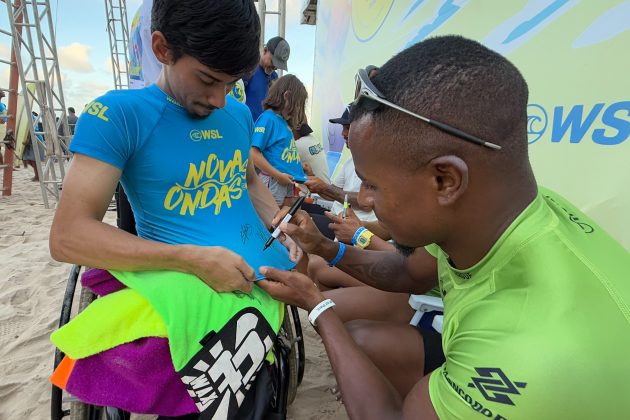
[0,167,348,419]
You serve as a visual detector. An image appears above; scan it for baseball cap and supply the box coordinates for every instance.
[267,36,290,71]
[329,105,353,125]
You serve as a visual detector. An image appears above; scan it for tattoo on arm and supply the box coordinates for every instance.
[342,252,411,292]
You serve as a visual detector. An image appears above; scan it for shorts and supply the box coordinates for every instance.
[259,172,294,205]
[414,311,446,375]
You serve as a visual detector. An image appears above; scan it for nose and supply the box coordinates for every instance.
[357,183,374,211]
[206,84,228,109]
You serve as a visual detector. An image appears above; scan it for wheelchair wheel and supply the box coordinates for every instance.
[69,284,99,420]
[280,306,302,405]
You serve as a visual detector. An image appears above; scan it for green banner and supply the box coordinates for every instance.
[312,0,630,249]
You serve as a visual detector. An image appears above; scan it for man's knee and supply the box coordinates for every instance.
[345,319,376,350]
[307,255,328,283]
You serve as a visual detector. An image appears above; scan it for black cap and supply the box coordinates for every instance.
[266,36,290,71]
[329,105,353,125]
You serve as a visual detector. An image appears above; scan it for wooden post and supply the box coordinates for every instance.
[2,0,23,197]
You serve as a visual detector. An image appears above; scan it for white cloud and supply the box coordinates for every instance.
[64,79,113,113]
[0,68,10,91]
[58,42,94,73]
[0,44,11,89]
[104,57,113,75]
[0,43,11,60]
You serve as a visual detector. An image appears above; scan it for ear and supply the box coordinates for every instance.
[151,31,174,65]
[427,155,469,206]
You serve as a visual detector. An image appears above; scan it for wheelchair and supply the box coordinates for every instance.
[51,186,306,420]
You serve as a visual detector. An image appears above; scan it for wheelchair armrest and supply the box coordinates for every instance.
[408,294,444,313]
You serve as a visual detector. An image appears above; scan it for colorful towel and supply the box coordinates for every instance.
[110,270,282,371]
[51,268,285,416]
[64,337,197,416]
[51,288,167,359]
[81,267,126,296]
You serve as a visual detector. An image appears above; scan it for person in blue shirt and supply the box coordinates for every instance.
[243,36,290,121]
[0,89,7,123]
[49,0,301,295]
[0,90,6,168]
[250,74,307,206]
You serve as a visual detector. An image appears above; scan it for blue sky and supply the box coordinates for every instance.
[0,0,316,115]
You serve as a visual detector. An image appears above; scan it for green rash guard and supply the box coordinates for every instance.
[427,187,630,419]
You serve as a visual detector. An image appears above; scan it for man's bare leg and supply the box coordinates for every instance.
[345,320,425,398]
[324,286,414,324]
[308,255,365,290]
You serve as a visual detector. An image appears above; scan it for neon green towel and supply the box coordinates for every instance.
[51,288,167,359]
[110,270,282,371]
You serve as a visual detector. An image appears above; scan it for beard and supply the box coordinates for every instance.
[393,241,416,257]
[188,104,217,119]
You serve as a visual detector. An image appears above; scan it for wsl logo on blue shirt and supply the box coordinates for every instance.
[527,101,630,146]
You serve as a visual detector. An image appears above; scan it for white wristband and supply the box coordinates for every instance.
[308,299,336,327]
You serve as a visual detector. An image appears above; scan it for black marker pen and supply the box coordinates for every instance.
[263,196,306,251]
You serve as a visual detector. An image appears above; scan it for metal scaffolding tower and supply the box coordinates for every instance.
[104,0,130,90]
[2,0,70,208]
[0,1,18,194]
[257,0,286,72]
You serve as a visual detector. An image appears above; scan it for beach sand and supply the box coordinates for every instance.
[0,167,348,419]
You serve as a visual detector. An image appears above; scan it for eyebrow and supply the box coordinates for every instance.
[198,71,239,84]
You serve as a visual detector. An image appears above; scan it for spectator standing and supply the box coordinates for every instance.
[243,36,290,121]
[250,74,307,206]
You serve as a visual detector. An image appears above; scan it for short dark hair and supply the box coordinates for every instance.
[68,107,75,114]
[151,0,260,77]
[352,35,530,170]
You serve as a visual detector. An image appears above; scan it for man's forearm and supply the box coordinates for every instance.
[50,217,192,272]
[249,175,280,228]
[316,241,431,293]
[366,235,395,251]
[320,185,370,212]
[363,220,392,241]
[316,309,403,420]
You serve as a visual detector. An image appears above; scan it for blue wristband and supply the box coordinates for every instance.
[352,227,367,246]
[328,243,346,267]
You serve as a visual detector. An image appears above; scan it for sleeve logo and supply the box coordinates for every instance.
[83,101,110,122]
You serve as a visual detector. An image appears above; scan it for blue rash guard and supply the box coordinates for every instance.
[70,84,294,278]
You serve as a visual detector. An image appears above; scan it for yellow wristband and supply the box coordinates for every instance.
[356,229,374,249]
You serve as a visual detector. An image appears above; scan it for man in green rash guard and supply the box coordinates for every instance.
[257,35,630,419]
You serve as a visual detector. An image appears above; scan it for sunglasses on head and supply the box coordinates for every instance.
[353,68,501,150]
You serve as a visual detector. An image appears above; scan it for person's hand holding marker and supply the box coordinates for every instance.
[264,197,305,262]
[270,205,334,257]
[326,206,362,245]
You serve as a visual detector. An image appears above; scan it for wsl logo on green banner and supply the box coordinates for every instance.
[527,102,630,146]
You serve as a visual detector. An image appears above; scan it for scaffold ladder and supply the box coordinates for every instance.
[2,0,70,208]
[104,0,130,90]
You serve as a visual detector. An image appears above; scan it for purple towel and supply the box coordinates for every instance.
[81,268,126,296]
[66,337,198,416]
